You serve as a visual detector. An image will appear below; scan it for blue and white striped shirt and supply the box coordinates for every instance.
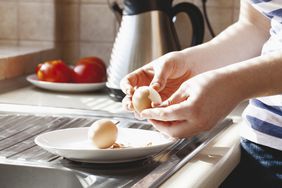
[242,0,282,151]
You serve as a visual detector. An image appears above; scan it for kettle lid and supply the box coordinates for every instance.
[123,0,173,15]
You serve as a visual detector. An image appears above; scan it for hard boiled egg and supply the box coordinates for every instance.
[132,86,162,113]
[88,119,118,149]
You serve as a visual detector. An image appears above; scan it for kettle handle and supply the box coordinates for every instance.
[172,2,204,46]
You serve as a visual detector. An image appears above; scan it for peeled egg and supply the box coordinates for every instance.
[132,86,162,113]
[88,119,118,149]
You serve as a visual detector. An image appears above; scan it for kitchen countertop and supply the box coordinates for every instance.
[0,75,248,188]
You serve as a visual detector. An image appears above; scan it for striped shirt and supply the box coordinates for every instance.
[241,0,282,151]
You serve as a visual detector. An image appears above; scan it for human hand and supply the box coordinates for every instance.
[140,70,242,138]
[120,51,191,112]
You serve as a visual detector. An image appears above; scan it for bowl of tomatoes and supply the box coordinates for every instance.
[27,57,107,92]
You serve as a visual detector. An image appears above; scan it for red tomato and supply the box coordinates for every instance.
[77,57,106,73]
[73,57,107,83]
[36,60,73,83]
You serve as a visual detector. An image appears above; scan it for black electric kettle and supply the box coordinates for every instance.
[107,0,204,101]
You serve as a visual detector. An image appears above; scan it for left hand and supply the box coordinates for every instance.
[140,70,242,138]
[120,51,190,112]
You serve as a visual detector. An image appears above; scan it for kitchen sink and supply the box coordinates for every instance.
[0,103,233,188]
[0,162,84,188]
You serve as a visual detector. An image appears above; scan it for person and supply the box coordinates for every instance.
[120,0,282,187]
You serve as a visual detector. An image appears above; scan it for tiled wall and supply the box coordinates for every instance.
[0,0,240,66]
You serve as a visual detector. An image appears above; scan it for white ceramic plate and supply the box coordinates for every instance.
[35,127,176,163]
[26,74,105,92]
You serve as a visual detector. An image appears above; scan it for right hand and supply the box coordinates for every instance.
[140,69,241,138]
[120,51,191,112]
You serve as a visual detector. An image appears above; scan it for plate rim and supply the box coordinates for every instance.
[26,74,106,87]
[34,127,176,152]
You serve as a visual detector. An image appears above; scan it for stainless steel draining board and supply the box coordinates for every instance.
[0,103,233,188]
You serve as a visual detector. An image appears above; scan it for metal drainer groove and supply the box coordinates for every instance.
[0,106,232,188]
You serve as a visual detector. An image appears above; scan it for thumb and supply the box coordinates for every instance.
[160,87,189,107]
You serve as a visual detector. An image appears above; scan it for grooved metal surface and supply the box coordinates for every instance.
[0,106,232,188]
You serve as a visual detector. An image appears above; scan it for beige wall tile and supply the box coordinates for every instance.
[62,0,80,3]
[19,0,56,2]
[18,40,55,48]
[0,40,18,46]
[80,42,113,65]
[0,0,242,80]
[80,4,116,42]
[0,2,18,40]
[204,7,234,37]
[234,0,241,8]
[18,2,57,41]
[0,46,23,58]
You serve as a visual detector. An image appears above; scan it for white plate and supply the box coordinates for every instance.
[26,74,105,92]
[35,127,176,163]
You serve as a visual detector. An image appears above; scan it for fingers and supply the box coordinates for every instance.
[148,119,201,138]
[122,96,145,121]
[120,75,136,96]
[120,64,154,96]
[149,119,186,127]
[120,68,143,96]
[160,86,189,107]
[140,103,187,121]
[148,119,187,138]
[122,96,134,111]
[149,61,172,92]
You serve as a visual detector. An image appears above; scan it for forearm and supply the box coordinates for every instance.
[217,51,282,102]
[181,0,270,76]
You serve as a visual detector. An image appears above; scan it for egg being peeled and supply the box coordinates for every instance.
[132,86,162,113]
[88,119,118,149]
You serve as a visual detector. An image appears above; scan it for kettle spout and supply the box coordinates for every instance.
[110,1,123,24]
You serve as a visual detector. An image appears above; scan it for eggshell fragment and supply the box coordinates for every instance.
[88,119,118,149]
[132,86,162,113]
